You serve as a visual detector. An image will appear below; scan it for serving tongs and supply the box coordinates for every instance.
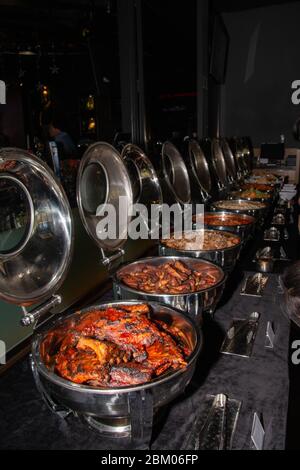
[240,273,268,297]
[185,394,241,450]
[221,311,260,357]
[263,226,280,242]
[271,213,285,225]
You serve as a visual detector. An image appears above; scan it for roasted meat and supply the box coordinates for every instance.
[193,213,253,227]
[40,304,191,387]
[118,260,221,294]
[109,363,153,387]
[163,230,240,251]
[214,200,266,211]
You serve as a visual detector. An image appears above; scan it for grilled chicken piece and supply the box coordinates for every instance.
[109,363,152,387]
[43,304,191,387]
[154,320,191,357]
[145,332,187,374]
[75,308,163,358]
[77,337,131,365]
[40,320,77,368]
[55,348,109,385]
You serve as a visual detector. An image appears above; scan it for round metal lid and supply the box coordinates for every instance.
[161,141,191,204]
[211,139,227,186]
[0,148,73,306]
[121,143,163,206]
[221,138,237,179]
[77,142,133,252]
[187,139,211,194]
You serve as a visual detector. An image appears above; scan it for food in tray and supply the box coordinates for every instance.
[193,213,253,227]
[213,200,266,211]
[236,189,271,199]
[241,183,274,192]
[119,259,222,294]
[41,303,192,387]
[162,230,240,252]
[251,173,279,184]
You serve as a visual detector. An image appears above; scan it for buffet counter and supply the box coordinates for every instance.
[0,266,290,450]
[0,144,296,450]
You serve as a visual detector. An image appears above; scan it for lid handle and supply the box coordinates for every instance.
[100,248,125,267]
[20,294,62,327]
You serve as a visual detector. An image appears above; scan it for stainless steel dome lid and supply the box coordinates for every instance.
[77,142,133,252]
[0,148,73,306]
[121,143,163,207]
[187,139,212,194]
[211,138,227,186]
[161,141,191,204]
[221,138,237,179]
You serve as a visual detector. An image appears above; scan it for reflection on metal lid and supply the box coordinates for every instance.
[188,139,212,194]
[77,142,133,252]
[0,148,73,306]
[161,141,191,204]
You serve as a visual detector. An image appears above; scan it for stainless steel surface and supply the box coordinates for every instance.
[211,139,227,188]
[193,211,255,241]
[159,230,242,273]
[121,143,163,207]
[114,256,226,320]
[221,312,260,357]
[20,294,62,326]
[186,139,211,197]
[240,273,268,297]
[31,300,202,435]
[211,199,267,219]
[221,139,237,181]
[77,142,133,252]
[0,148,73,306]
[161,141,191,205]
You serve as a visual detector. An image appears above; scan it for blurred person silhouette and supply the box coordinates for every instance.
[46,109,77,159]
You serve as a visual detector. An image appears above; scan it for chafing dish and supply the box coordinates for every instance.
[159,230,242,273]
[228,190,272,204]
[31,300,202,441]
[114,256,226,320]
[211,199,267,220]
[193,211,255,241]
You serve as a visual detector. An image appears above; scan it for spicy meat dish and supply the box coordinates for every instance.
[213,200,266,211]
[241,183,274,192]
[236,189,271,200]
[193,213,253,227]
[41,303,191,387]
[162,230,240,252]
[119,259,222,294]
[251,173,278,183]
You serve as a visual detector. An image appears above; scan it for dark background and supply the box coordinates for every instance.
[1,0,300,150]
[222,1,300,147]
